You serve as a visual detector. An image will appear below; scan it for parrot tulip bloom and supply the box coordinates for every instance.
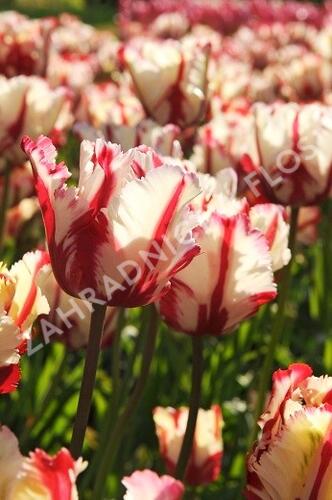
[242,103,332,206]
[0,425,85,499]
[0,76,71,165]
[246,363,332,500]
[22,135,200,307]
[0,251,49,394]
[158,176,277,336]
[122,470,184,500]
[153,405,223,486]
[36,254,118,349]
[125,39,210,127]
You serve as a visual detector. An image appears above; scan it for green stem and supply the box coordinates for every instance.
[323,200,332,373]
[0,167,11,255]
[175,336,204,481]
[248,206,299,448]
[80,308,128,491]
[111,308,125,405]
[92,305,159,500]
[70,303,107,458]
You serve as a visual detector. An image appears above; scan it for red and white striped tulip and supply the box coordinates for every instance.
[125,39,210,127]
[36,253,118,349]
[76,81,145,129]
[249,204,291,272]
[242,103,332,206]
[0,425,85,499]
[0,12,54,77]
[246,363,332,500]
[122,470,184,500]
[191,113,255,175]
[0,76,71,165]
[153,405,223,486]
[22,136,201,308]
[0,251,49,393]
[158,173,277,336]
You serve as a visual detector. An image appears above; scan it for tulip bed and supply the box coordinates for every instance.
[1,1,332,499]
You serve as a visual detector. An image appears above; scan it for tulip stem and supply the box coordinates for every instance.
[92,305,159,500]
[0,166,11,255]
[175,335,204,481]
[70,303,107,459]
[248,206,299,448]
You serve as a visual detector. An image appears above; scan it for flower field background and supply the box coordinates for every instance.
[1,1,332,499]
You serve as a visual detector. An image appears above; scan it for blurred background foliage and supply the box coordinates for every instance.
[0,0,118,26]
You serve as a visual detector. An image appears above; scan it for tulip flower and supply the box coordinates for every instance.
[249,204,291,272]
[125,39,210,127]
[0,425,85,499]
[158,171,277,336]
[191,113,255,175]
[0,76,72,166]
[46,51,99,93]
[153,405,223,485]
[75,118,182,158]
[0,251,49,393]
[76,81,145,129]
[122,470,184,500]
[0,12,54,77]
[242,102,332,206]
[246,363,332,500]
[36,253,118,349]
[22,135,200,307]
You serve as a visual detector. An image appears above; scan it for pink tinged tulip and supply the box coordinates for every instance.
[75,119,182,159]
[246,363,332,500]
[0,251,49,394]
[153,405,223,486]
[22,136,200,308]
[125,40,210,127]
[242,103,332,207]
[122,470,184,500]
[0,76,72,165]
[158,196,276,336]
[36,252,118,349]
[0,425,85,499]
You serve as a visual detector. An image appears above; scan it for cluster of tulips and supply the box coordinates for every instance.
[1,1,332,498]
